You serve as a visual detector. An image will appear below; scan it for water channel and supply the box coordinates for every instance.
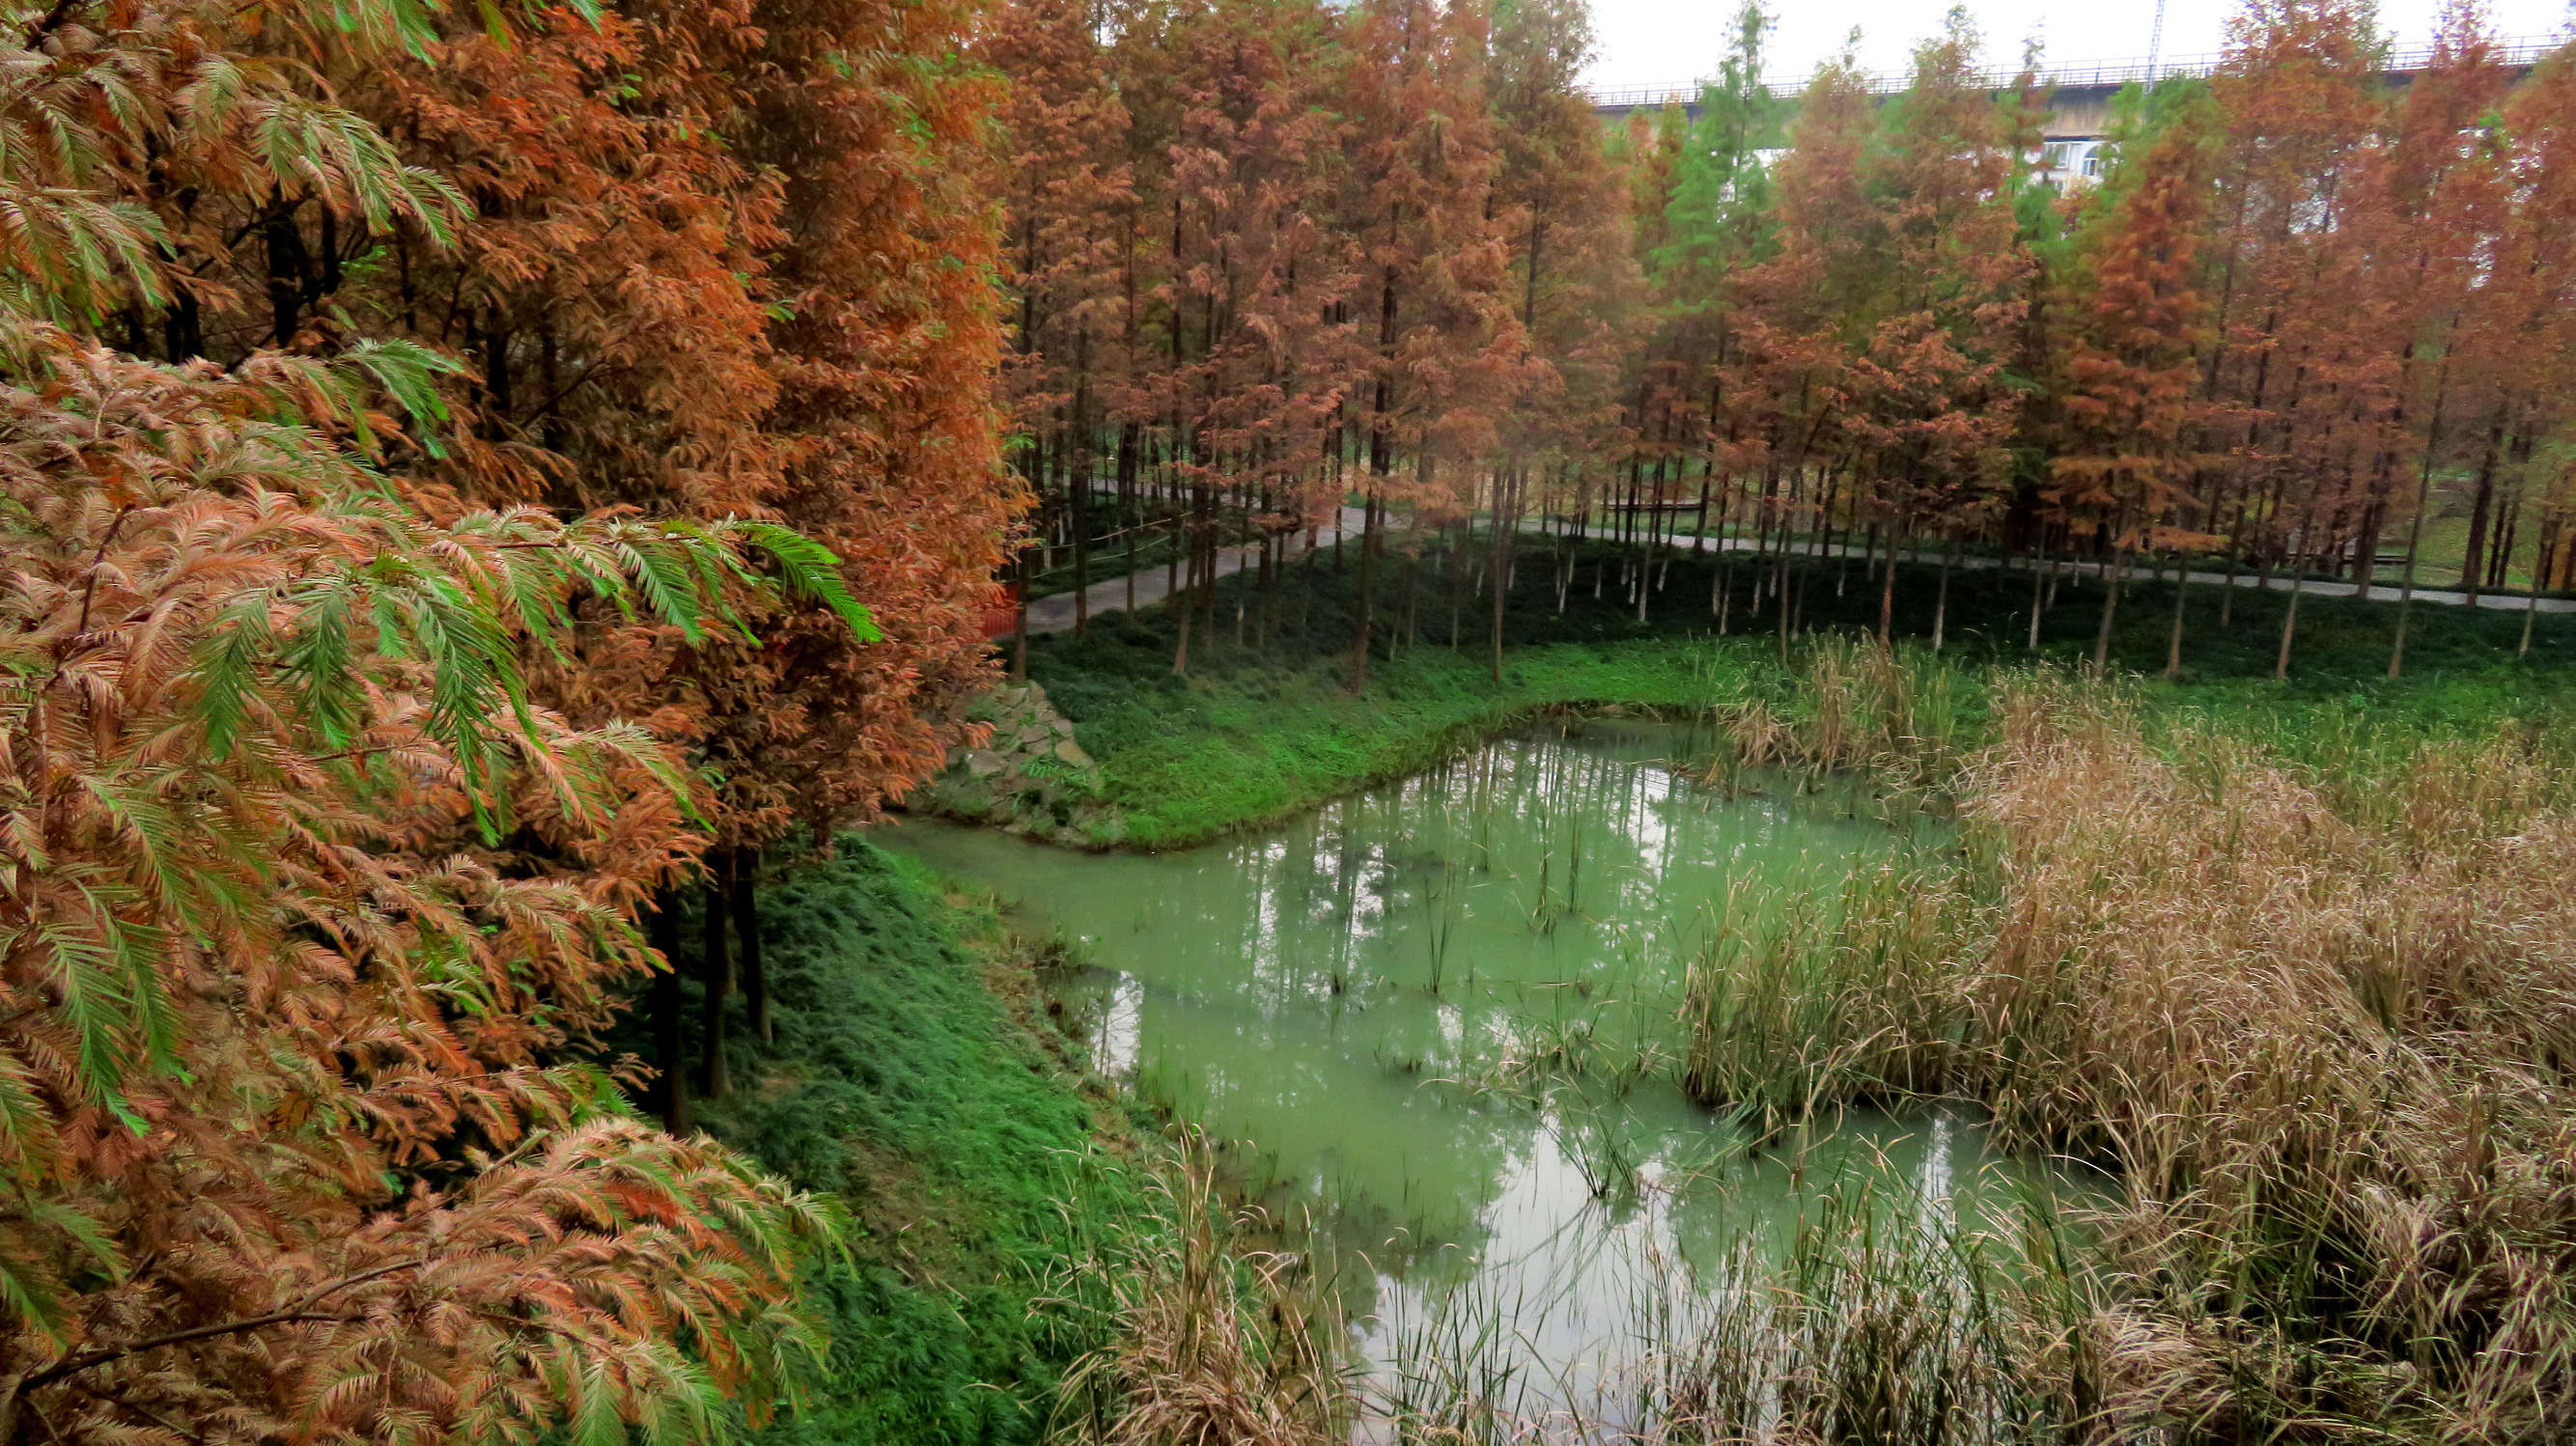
[878,719,2067,1406]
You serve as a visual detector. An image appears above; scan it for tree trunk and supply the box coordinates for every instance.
[1449,519,1469,644]
[1070,347,1093,637]
[2091,546,2130,677]
[730,850,768,1044]
[2389,375,2451,678]
[1348,492,1382,692]
[649,888,689,1133]
[1710,474,1732,626]
[1170,516,1195,676]
[2518,514,2552,656]
[1009,543,1030,681]
[1195,484,1218,642]
[1394,548,1416,656]
[2027,532,2049,652]
[2458,407,2506,605]
[2275,551,2308,681]
[1490,468,1511,682]
[1120,424,1139,614]
[2218,497,2242,628]
[1255,523,1275,651]
[697,858,732,1100]
[1876,518,1901,649]
[1931,536,1956,653]
[2163,550,2190,680]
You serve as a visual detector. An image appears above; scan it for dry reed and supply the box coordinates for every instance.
[1686,672,2576,1441]
[1046,1133,1350,1446]
[1066,658,2576,1443]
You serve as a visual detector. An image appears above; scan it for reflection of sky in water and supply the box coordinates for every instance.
[877,720,2055,1401]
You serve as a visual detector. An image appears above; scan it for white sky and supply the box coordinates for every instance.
[1582,0,2576,93]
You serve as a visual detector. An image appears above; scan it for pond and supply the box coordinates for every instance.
[878,719,2069,1410]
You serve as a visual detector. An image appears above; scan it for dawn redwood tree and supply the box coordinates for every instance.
[2488,36,2576,644]
[1656,2,1786,329]
[1488,0,1640,676]
[1333,0,1524,690]
[1649,2,1787,627]
[378,0,1012,1101]
[48,0,1017,1098]
[354,2,787,1103]
[2423,12,2573,637]
[2363,1,2515,673]
[0,318,848,1446]
[2200,0,2389,674]
[0,1,1013,1436]
[1731,41,1881,646]
[988,0,1135,639]
[359,2,785,518]
[1109,0,1355,675]
[666,0,1016,1083]
[2047,86,2222,675]
[1844,10,2031,649]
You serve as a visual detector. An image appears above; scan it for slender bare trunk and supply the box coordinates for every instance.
[696,858,732,1100]
[2027,531,2049,651]
[1491,468,1513,684]
[724,849,767,1045]
[2275,565,2307,680]
[1348,492,1382,692]
[2163,551,2190,679]
[650,888,689,1133]
[2090,546,2131,677]
[1876,516,1901,649]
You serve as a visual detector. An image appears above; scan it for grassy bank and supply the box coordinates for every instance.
[632,843,1134,1445]
[1023,537,2576,848]
[1031,625,1745,847]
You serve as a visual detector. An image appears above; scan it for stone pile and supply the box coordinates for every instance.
[916,681,1120,843]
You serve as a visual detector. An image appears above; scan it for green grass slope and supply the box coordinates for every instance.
[657,844,1125,1446]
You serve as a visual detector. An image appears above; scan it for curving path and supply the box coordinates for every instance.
[1023,508,2571,637]
[1022,505,1368,635]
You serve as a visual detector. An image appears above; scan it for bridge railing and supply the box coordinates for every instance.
[1587,33,2562,111]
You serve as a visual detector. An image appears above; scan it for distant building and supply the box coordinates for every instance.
[2036,138,2105,189]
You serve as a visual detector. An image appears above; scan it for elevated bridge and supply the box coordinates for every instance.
[1589,36,2560,144]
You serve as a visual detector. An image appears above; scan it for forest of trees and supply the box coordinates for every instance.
[994,0,2576,681]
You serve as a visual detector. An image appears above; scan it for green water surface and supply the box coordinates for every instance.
[878,719,2060,1401]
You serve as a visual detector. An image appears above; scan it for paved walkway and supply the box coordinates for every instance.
[1024,506,1368,635]
[1654,530,2575,615]
[1023,511,2570,636]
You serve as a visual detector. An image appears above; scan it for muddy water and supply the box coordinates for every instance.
[878,719,2061,1402]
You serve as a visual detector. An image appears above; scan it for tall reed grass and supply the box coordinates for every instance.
[1683,669,2576,1441]
[1356,1172,2089,1445]
[1676,864,1961,1142]
[1059,655,2576,1443]
[1044,1134,1350,1446]
[1718,638,1982,796]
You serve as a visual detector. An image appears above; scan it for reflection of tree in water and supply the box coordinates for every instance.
[900,723,2002,1386]
[1096,725,1906,1256]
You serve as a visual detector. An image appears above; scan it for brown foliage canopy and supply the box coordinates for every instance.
[3,0,1010,1436]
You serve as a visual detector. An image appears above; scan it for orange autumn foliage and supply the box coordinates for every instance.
[3,0,1009,1437]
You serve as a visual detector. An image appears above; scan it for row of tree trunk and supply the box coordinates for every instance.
[646,849,769,1135]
